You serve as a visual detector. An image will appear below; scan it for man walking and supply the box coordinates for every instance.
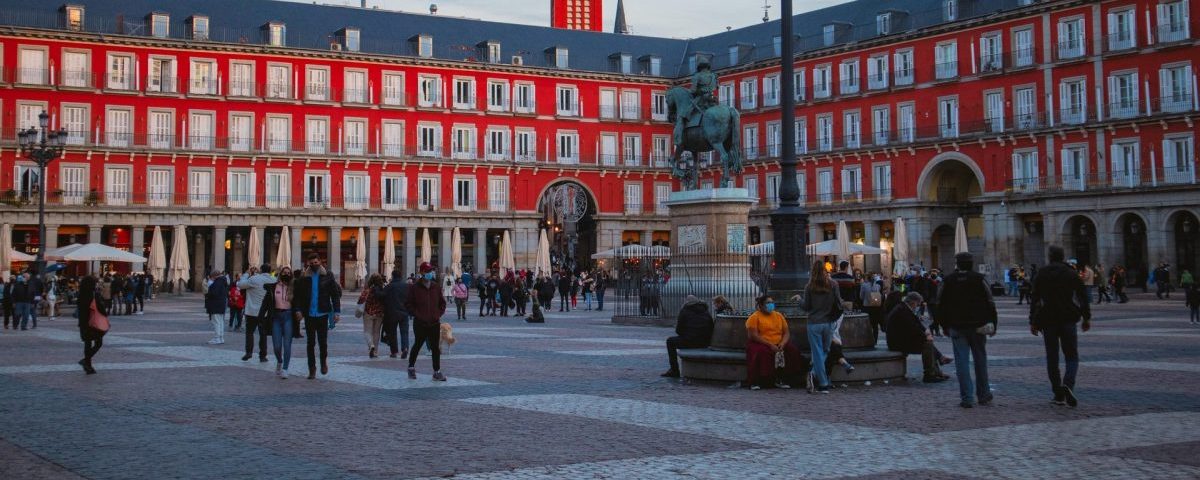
[378,269,410,358]
[557,271,571,312]
[237,264,275,363]
[204,271,229,345]
[1030,246,1092,407]
[292,254,342,379]
[405,262,448,381]
[25,271,43,328]
[934,253,998,408]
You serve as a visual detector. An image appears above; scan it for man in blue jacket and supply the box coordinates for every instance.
[291,253,342,380]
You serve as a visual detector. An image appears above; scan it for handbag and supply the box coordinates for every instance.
[864,291,883,307]
[354,303,365,319]
[88,300,110,333]
[975,323,996,336]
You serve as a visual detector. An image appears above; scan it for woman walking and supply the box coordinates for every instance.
[452,277,469,320]
[77,275,105,374]
[269,266,295,378]
[802,261,845,394]
[359,273,386,358]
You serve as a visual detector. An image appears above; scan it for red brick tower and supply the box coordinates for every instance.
[551,0,603,31]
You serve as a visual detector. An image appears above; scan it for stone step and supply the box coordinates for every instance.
[677,347,906,385]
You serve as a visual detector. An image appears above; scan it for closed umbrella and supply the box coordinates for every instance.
[835,220,852,261]
[893,217,909,276]
[536,229,551,276]
[148,226,166,280]
[355,227,367,284]
[0,223,11,282]
[954,217,969,254]
[168,225,190,292]
[275,226,292,270]
[382,227,396,277]
[247,227,263,270]
[450,227,462,279]
[500,230,516,273]
[419,228,432,265]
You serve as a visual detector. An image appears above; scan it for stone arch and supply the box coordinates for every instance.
[1165,209,1200,273]
[915,152,986,202]
[1062,214,1100,266]
[1110,210,1150,234]
[1114,212,1150,288]
[534,179,599,215]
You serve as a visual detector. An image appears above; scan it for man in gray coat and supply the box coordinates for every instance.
[237,264,275,362]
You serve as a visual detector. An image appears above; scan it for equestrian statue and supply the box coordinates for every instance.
[667,59,743,190]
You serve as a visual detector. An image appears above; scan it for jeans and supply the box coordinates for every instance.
[454,298,467,319]
[583,292,592,310]
[304,315,329,374]
[596,291,605,311]
[15,302,32,329]
[271,310,293,370]
[26,301,37,328]
[1007,281,1018,297]
[407,323,441,371]
[1084,286,1096,304]
[1041,322,1079,395]
[949,327,992,404]
[209,313,226,340]
[1191,306,1200,323]
[807,322,834,388]
[228,307,244,329]
[244,315,269,358]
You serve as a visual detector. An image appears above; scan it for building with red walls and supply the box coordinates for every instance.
[0,0,1197,288]
[552,0,604,32]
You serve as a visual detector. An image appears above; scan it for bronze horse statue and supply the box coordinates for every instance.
[665,86,743,189]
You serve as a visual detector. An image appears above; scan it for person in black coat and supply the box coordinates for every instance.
[1029,246,1092,407]
[204,272,229,344]
[291,254,343,379]
[376,269,410,358]
[556,272,571,312]
[77,275,104,374]
[885,292,947,383]
[3,277,14,329]
[661,295,714,378]
[498,275,514,317]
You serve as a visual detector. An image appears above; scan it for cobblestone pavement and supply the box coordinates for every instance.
[1,292,1198,479]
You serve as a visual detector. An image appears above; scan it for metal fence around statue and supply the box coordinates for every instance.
[606,249,773,325]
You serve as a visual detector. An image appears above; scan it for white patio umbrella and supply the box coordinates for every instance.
[382,227,396,277]
[8,249,35,262]
[536,229,552,275]
[247,227,263,270]
[893,217,910,276]
[835,220,852,260]
[419,228,432,265]
[954,217,969,254]
[355,227,367,284]
[450,227,463,279]
[499,230,516,273]
[590,244,672,260]
[168,225,190,291]
[275,226,292,270]
[750,241,885,256]
[47,243,147,263]
[0,223,12,282]
[148,226,166,280]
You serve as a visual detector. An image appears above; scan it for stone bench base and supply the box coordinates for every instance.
[677,347,907,385]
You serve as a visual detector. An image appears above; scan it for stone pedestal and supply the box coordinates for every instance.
[659,188,760,314]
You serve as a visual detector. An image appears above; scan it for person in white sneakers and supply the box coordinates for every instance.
[204,271,229,345]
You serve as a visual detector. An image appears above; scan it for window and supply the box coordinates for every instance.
[794,69,806,101]
[1013,28,1034,67]
[190,59,216,95]
[653,183,671,215]
[1015,87,1037,128]
[228,171,254,208]
[766,123,781,157]
[306,67,329,101]
[652,92,668,121]
[418,176,439,209]
[64,6,84,31]
[621,90,640,120]
[1059,79,1087,124]
[795,118,808,153]
[266,23,286,47]
[893,50,913,86]
[344,70,367,103]
[872,163,892,199]
[417,36,433,58]
[943,0,957,21]
[453,77,476,110]
[624,182,643,214]
[556,86,579,116]
[652,135,670,166]
[823,25,836,46]
[557,131,579,163]
[554,47,569,69]
[266,116,290,153]
[486,128,509,161]
[1157,1,1190,43]
[938,98,958,138]
[514,83,535,113]
[817,170,834,204]
[190,15,209,40]
[488,177,509,211]
[1012,150,1039,191]
[897,104,915,142]
[58,166,84,204]
[1160,65,1193,113]
[105,167,130,205]
[61,50,89,88]
[62,105,87,145]
[230,62,254,97]
[265,172,289,208]
[935,42,958,79]
[980,34,1003,71]
[306,118,328,154]
[107,54,133,90]
[266,64,290,99]
[18,48,48,85]
[418,75,442,107]
[13,165,39,199]
[1108,8,1136,51]
[305,173,330,207]
[150,13,169,38]
[1061,146,1087,191]
[877,13,891,35]
[148,110,173,149]
[617,53,632,74]
[344,174,368,209]
[743,124,759,159]
[1108,72,1139,118]
[816,115,833,151]
[145,57,175,93]
[1110,141,1140,187]
[1057,18,1085,59]
[872,107,889,146]
[773,36,782,56]
[487,80,509,112]
[189,170,212,207]
[148,168,172,206]
[740,78,758,109]
[844,111,861,148]
[344,119,366,155]
[766,173,781,206]
[719,83,735,107]
[867,55,888,90]
[1163,136,1195,184]
[841,167,862,201]
[229,114,252,152]
[728,45,740,66]
[623,134,641,166]
[515,130,536,162]
[839,60,859,95]
[382,122,404,157]
[418,124,442,157]
[383,73,405,106]
[188,112,214,151]
[381,175,405,210]
[649,57,662,76]
[453,178,476,211]
[15,103,42,136]
[599,133,617,165]
[343,28,360,52]
[985,91,1005,132]
[105,108,131,147]
[814,65,831,98]
[451,126,476,159]
[599,89,617,119]
[745,176,759,202]
[483,42,501,63]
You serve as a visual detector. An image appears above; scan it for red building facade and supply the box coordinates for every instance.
[552,0,604,32]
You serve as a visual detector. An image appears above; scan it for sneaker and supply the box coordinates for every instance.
[775,381,792,389]
[307,371,316,380]
[1062,386,1078,407]
[660,369,681,378]
[242,354,253,361]
[275,363,282,375]
[260,357,268,363]
[207,338,221,345]
[750,385,762,391]
[432,371,447,381]
[806,372,816,394]
[280,370,288,380]
[939,357,954,366]
[817,386,830,394]
[960,401,975,408]
[843,363,855,374]
[369,347,377,359]
[78,359,89,373]
[407,367,417,379]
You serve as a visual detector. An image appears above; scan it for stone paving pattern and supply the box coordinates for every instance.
[0,292,1198,479]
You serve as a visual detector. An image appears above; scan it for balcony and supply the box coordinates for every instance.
[979,54,1004,74]
[1053,40,1086,61]
[556,102,581,117]
[1103,31,1137,53]
[867,74,887,91]
[264,82,293,100]
[599,104,618,119]
[620,103,640,120]
[1005,166,1197,195]
[14,67,50,86]
[813,85,831,99]
[624,202,646,215]
[381,89,409,107]
[145,76,180,94]
[1157,22,1190,43]
[1009,48,1036,69]
[417,93,443,109]
[105,72,136,91]
[839,79,859,96]
[1059,105,1087,125]
[893,69,914,87]
[189,78,219,96]
[1107,99,1141,119]
[451,96,477,111]
[227,80,260,98]
[514,101,537,115]
[305,83,331,102]
[1156,93,1195,114]
[934,61,958,80]
[59,70,96,89]
[343,87,369,104]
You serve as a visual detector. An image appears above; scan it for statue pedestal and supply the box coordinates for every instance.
[658,188,761,315]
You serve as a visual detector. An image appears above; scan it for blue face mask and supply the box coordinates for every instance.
[765,302,776,313]
[423,272,434,281]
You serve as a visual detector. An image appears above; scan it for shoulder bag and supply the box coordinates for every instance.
[88,300,110,333]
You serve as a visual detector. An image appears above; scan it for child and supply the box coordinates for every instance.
[1187,284,1200,325]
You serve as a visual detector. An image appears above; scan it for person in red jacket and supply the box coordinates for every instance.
[405,262,448,381]
[228,283,245,333]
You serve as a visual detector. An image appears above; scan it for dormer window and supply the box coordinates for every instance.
[944,0,957,21]
[639,55,662,76]
[264,22,286,46]
[688,53,711,73]
[610,53,632,74]
[149,12,170,38]
[61,5,84,31]
[773,36,781,56]
[478,41,501,63]
[338,27,360,52]
[412,35,433,58]
[728,45,739,65]
[823,25,836,46]
[187,15,209,41]
[877,13,891,35]
[546,47,568,69]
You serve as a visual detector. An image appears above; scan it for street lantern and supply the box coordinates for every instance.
[19,110,69,277]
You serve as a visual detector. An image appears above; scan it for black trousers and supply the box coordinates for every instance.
[83,337,103,361]
[2,302,12,327]
[455,298,467,319]
[134,294,144,312]
[559,292,570,311]
[245,315,270,358]
[304,315,329,374]
[666,336,706,372]
[407,323,441,371]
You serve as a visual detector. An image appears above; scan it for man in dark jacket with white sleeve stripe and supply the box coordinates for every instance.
[1029,245,1092,408]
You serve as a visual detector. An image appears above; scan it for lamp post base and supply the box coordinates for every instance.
[768,205,812,297]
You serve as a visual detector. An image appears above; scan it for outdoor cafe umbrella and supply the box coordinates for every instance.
[355,227,367,284]
[536,229,552,275]
[8,248,35,262]
[420,228,432,265]
[168,225,190,291]
[274,226,292,269]
[47,243,147,263]
[835,220,852,261]
[148,226,166,280]
[247,227,263,271]
[1,223,12,282]
[499,230,516,273]
[382,227,396,276]
[954,217,970,254]
[450,227,463,279]
[893,217,910,276]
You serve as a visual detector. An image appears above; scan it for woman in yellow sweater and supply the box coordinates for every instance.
[745,294,804,390]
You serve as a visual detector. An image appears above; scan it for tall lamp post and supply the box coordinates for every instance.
[17,111,68,277]
[769,0,812,296]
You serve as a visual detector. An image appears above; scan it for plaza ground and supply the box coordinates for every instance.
[1,291,1199,479]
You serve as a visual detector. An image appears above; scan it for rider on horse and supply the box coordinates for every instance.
[675,59,719,147]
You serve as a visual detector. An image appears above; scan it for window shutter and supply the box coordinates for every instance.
[1159,68,1172,105]
[1107,12,1116,38]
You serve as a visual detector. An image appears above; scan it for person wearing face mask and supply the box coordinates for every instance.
[886,292,949,383]
[744,295,804,390]
[291,253,342,380]
[405,262,448,381]
[267,266,295,378]
[802,261,846,394]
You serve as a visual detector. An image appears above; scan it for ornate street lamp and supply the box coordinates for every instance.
[17,111,68,276]
[769,0,812,296]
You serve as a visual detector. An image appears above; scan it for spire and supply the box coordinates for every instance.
[614,0,629,34]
